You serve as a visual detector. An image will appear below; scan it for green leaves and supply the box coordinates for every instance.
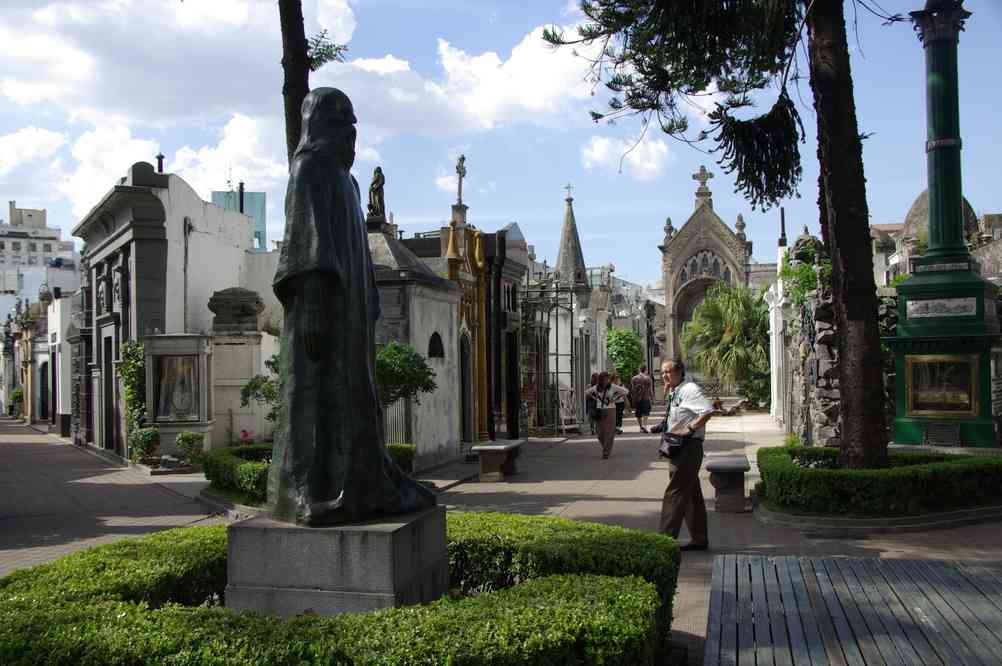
[606,328,644,381]
[240,353,281,423]
[375,341,437,407]
[758,446,1002,516]
[119,340,147,435]
[202,445,273,505]
[306,29,347,72]
[681,283,769,389]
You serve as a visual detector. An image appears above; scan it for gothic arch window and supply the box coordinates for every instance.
[712,259,720,277]
[723,267,732,285]
[701,255,709,273]
[690,259,697,275]
[679,268,687,284]
[428,332,445,358]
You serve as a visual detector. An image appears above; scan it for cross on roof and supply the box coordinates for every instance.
[564,182,574,199]
[693,165,713,189]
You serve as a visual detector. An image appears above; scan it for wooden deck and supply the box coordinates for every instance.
[704,555,1002,665]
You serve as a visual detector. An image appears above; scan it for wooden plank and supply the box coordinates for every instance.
[806,558,863,666]
[745,556,765,664]
[883,559,983,666]
[704,555,726,666]
[735,555,755,666]
[764,558,793,666]
[786,557,830,666]
[837,558,914,665]
[820,558,886,665]
[774,557,814,666]
[914,561,1002,663]
[847,558,926,665]
[955,562,1002,614]
[720,554,738,666]
[902,560,998,666]
[860,559,942,666]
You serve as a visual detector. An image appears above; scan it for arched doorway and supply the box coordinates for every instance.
[459,334,473,443]
[672,276,720,370]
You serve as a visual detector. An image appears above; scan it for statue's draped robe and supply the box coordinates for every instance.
[270,148,435,525]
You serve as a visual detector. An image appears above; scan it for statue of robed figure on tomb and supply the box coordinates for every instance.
[270,87,436,526]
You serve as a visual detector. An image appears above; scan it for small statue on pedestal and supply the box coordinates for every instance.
[367,166,385,220]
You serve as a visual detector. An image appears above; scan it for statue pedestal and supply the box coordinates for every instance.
[225,506,448,617]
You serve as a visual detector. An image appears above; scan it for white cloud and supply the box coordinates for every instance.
[318,0,356,44]
[351,55,410,75]
[0,127,67,176]
[435,174,457,194]
[430,25,599,130]
[581,134,671,182]
[169,114,288,203]
[54,124,159,217]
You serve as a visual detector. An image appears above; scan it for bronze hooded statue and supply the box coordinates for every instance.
[269,87,436,526]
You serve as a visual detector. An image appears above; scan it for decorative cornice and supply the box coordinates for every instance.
[911,2,971,46]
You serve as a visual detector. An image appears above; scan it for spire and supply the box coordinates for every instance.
[554,186,588,290]
[663,216,675,243]
[779,207,788,247]
[735,213,747,240]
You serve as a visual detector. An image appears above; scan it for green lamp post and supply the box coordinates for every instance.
[889,0,999,447]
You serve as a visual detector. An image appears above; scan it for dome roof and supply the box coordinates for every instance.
[902,189,979,240]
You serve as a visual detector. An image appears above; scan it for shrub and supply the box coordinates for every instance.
[175,431,205,465]
[447,511,680,642]
[758,446,1002,516]
[0,526,658,666]
[128,426,160,463]
[9,387,23,406]
[607,328,644,381]
[387,443,416,472]
[376,341,437,407]
[202,445,272,505]
[119,340,147,436]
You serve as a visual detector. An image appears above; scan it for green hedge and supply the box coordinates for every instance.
[387,442,416,472]
[0,525,658,665]
[447,512,680,641]
[202,445,272,504]
[758,446,1002,516]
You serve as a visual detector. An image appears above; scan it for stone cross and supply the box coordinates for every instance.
[455,154,467,205]
[693,165,713,190]
[564,182,574,200]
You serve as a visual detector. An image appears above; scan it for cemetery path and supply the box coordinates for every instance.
[441,411,1002,665]
[0,418,220,578]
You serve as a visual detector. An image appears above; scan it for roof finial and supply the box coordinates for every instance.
[564,182,574,201]
[693,165,714,209]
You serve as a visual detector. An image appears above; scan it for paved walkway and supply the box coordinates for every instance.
[0,418,218,577]
[440,411,1002,664]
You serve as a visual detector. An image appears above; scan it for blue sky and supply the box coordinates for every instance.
[1,0,1000,287]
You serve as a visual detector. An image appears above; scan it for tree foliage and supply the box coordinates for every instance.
[307,29,348,71]
[681,284,769,393]
[119,340,147,435]
[606,328,644,381]
[240,353,281,423]
[375,342,437,407]
[543,0,805,210]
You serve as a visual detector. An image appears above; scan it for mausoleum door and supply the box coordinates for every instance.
[39,361,49,420]
[673,276,718,360]
[460,335,473,443]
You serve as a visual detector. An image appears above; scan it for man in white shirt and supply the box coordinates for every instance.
[651,358,715,550]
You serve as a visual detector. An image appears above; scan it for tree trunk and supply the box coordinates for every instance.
[804,0,888,468]
[279,0,310,163]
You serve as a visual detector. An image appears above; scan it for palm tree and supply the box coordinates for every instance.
[681,284,768,393]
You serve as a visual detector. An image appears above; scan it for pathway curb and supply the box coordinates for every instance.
[754,502,1002,536]
[198,488,266,522]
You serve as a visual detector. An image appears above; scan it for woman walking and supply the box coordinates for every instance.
[611,371,626,434]
[585,373,599,435]
[584,372,629,459]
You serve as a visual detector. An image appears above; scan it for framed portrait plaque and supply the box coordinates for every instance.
[154,355,199,422]
[905,354,978,418]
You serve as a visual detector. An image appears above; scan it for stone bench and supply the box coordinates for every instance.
[471,440,525,482]
[705,455,750,513]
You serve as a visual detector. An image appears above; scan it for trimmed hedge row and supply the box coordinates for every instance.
[448,511,681,640]
[758,446,1002,516]
[202,445,272,504]
[203,444,420,504]
[1,518,663,665]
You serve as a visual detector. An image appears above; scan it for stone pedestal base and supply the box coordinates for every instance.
[706,456,750,513]
[226,506,448,617]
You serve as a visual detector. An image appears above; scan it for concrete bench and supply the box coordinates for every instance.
[471,440,525,482]
[705,455,750,513]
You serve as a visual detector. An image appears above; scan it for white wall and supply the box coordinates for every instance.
[408,285,461,469]
[46,297,74,415]
[156,176,255,334]
[240,250,282,331]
